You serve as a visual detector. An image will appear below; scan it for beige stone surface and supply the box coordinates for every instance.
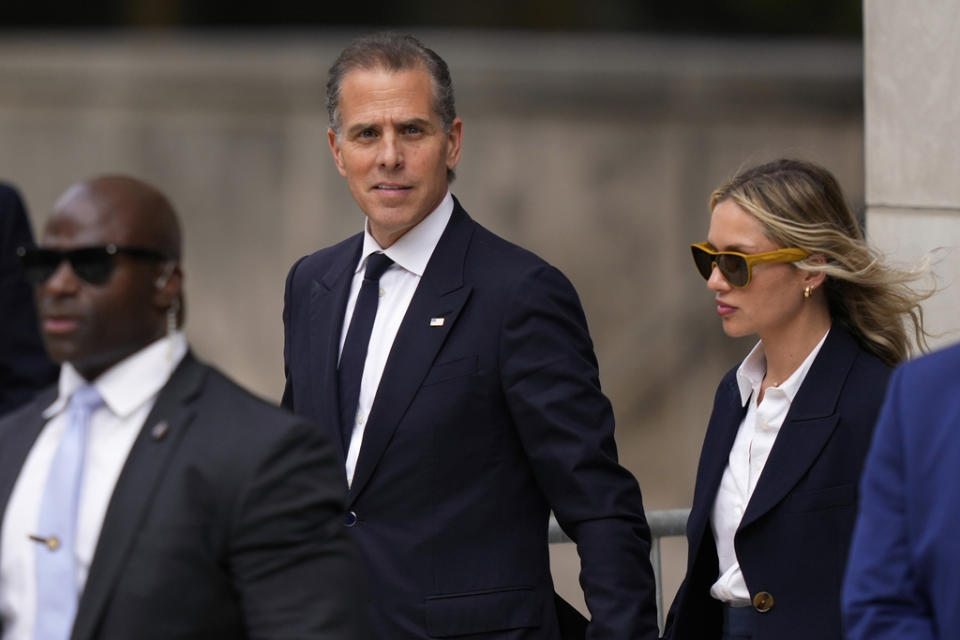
[865,0,960,208]
[865,0,960,350]
[866,206,960,348]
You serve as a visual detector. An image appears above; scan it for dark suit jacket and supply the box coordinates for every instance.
[664,325,890,640]
[843,342,960,640]
[0,182,58,417]
[0,353,366,639]
[282,199,658,640]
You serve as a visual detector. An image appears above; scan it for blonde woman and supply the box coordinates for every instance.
[663,159,930,640]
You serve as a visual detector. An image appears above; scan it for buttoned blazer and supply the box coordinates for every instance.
[282,198,659,640]
[664,325,890,640]
[843,342,960,640]
[0,353,366,640]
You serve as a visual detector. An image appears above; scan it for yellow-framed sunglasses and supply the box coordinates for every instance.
[690,242,810,288]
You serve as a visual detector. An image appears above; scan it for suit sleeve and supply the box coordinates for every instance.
[280,255,308,411]
[0,184,58,416]
[228,414,368,639]
[500,263,659,640]
[842,366,934,640]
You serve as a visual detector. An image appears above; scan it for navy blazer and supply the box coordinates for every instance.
[0,354,366,639]
[282,199,658,640]
[0,182,58,417]
[843,342,960,639]
[664,325,890,640]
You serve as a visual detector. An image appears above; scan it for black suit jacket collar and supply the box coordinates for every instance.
[71,352,206,640]
[307,199,475,503]
[0,386,57,526]
[687,325,862,551]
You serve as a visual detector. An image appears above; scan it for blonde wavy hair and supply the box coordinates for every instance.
[710,158,932,366]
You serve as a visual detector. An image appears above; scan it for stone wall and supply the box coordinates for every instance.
[0,30,864,613]
[864,2,960,346]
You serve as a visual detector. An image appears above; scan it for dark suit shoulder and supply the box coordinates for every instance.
[467,217,555,271]
[0,385,54,434]
[288,233,361,285]
[457,216,586,319]
[828,328,892,410]
[186,360,310,435]
[165,357,343,516]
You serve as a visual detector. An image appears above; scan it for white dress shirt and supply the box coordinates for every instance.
[709,329,829,605]
[0,332,187,640]
[340,191,453,485]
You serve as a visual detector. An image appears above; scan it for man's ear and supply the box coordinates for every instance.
[328,128,347,177]
[445,118,463,171]
[153,262,182,310]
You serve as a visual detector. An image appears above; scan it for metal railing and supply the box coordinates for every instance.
[548,508,691,633]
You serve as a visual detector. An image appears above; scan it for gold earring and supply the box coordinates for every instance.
[804,286,812,299]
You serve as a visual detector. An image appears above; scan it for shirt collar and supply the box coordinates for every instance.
[735,328,831,407]
[358,190,453,278]
[43,331,189,419]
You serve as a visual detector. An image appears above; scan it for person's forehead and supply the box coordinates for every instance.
[339,66,435,115]
[708,200,774,252]
[42,188,141,248]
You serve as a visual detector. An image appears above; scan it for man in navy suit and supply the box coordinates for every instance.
[282,33,658,639]
[0,182,58,417]
[843,341,960,640]
[0,175,365,638]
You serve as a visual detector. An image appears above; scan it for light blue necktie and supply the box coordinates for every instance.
[33,385,103,640]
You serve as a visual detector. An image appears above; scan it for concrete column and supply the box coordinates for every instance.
[865,0,960,348]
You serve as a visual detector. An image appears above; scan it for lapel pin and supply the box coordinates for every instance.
[150,421,169,441]
[429,317,445,327]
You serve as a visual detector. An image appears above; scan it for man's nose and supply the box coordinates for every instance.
[43,259,81,295]
[378,133,403,169]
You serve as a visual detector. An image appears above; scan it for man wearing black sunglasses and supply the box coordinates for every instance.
[0,176,366,638]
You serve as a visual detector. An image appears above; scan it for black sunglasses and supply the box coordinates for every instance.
[16,244,170,286]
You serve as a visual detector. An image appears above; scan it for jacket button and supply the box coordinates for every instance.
[343,511,358,527]
[752,591,774,613]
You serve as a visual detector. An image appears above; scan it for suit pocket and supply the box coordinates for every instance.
[425,586,542,637]
[422,355,478,387]
[784,483,856,513]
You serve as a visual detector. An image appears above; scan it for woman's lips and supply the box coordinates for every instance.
[716,301,737,316]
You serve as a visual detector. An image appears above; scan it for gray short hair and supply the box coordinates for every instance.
[326,32,457,138]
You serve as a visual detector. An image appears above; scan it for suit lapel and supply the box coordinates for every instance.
[309,238,361,460]
[686,375,745,554]
[71,355,205,640]
[740,326,857,528]
[0,388,57,543]
[348,205,474,502]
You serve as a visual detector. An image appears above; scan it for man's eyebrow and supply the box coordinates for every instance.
[397,118,432,129]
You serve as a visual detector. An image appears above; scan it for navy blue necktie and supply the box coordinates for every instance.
[338,253,393,449]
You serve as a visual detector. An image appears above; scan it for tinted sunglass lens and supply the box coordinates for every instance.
[716,254,749,287]
[70,249,114,285]
[691,247,714,280]
[18,250,59,284]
